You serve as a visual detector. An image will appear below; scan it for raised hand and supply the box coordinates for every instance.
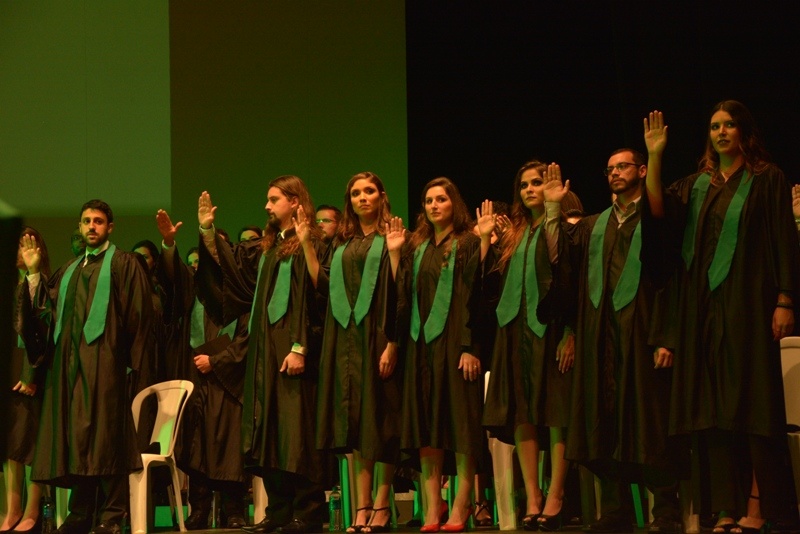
[475,199,496,239]
[792,185,800,219]
[542,162,571,203]
[20,234,41,274]
[156,209,183,246]
[293,205,311,245]
[644,110,668,155]
[385,216,406,252]
[198,191,217,230]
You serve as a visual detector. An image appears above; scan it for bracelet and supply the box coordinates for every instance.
[776,302,794,310]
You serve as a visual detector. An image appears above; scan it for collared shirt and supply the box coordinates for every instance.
[612,196,641,228]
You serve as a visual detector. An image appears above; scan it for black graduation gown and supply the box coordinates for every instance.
[399,233,485,465]
[564,206,673,468]
[197,233,327,483]
[22,247,153,486]
[482,224,573,445]
[158,245,248,482]
[315,230,402,463]
[7,284,45,465]
[653,165,800,438]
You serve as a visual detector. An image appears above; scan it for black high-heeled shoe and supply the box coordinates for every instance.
[0,516,22,534]
[347,506,374,534]
[537,509,563,532]
[472,501,492,527]
[363,507,391,534]
[521,513,541,531]
[9,515,42,534]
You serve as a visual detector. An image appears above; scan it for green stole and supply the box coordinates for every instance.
[247,249,294,330]
[588,207,642,311]
[495,225,546,337]
[410,238,457,343]
[54,243,117,345]
[329,235,385,328]
[190,297,238,349]
[681,170,753,291]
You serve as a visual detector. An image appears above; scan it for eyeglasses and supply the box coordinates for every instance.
[603,162,642,176]
[316,218,335,224]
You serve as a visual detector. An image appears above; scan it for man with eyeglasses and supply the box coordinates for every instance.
[561,148,681,533]
[314,204,341,243]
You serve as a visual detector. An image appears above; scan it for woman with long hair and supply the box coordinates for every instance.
[481,161,574,531]
[3,227,51,534]
[399,177,484,532]
[644,103,800,533]
[310,172,405,534]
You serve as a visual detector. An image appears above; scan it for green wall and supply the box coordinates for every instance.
[0,1,407,266]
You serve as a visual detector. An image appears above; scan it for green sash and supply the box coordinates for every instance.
[588,208,642,311]
[681,171,753,290]
[54,243,117,345]
[190,297,238,349]
[495,225,546,336]
[410,238,457,343]
[330,235,385,328]
[248,254,266,333]
[267,256,293,324]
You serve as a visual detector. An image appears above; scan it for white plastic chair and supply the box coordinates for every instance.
[780,336,800,515]
[129,380,194,534]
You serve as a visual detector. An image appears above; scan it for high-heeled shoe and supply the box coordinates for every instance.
[441,506,472,533]
[347,506,373,534]
[420,524,440,533]
[536,508,563,532]
[1,516,23,534]
[363,507,391,533]
[10,515,42,534]
[521,513,541,532]
[472,501,492,527]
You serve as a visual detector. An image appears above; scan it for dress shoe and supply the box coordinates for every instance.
[54,520,92,534]
[584,515,633,533]
[472,501,493,528]
[537,509,563,532]
[243,517,288,533]
[277,518,322,534]
[420,524,440,533]
[227,515,248,529]
[440,522,466,533]
[184,509,210,531]
[1,516,23,533]
[88,523,121,534]
[363,507,391,534]
[648,515,682,533]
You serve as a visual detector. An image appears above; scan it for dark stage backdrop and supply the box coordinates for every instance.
[405,2,800,218]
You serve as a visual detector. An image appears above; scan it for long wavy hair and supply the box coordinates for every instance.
[337,171,393,242]
[699,100,771,181]
[408,177,473,256]
[19,226,51,278]
[497,160,547,271]
[261,175,322,259]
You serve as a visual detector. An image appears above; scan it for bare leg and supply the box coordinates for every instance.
[473,473,492,524]
[514,423,544,517]
[541,427,567,517]
[350,450,374,530]
[365,462,394,531]
[1,460,24,530]
[14,465,43,531]
[733,473,763,532]
[420,448,445,528]
[444,453,475,527]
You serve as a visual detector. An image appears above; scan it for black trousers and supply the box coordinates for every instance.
[63,475,128,527]
[261,469,325,524]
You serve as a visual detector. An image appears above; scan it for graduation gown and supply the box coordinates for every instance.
[21,247,153,486]
[653,165,800,438]
[158,245,248,482]
[7,284,45,465]
[482,225,573,445]
[399,233,485,465]
[315,230,402,463]
[197,232,327,483]
[564,204,673,468]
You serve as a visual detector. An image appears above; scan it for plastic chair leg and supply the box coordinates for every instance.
[129,469,148,534]
[170,465,187,532]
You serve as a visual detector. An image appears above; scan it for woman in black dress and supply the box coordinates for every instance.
[3,227,50,534]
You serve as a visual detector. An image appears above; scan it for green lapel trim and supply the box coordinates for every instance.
[267,255,293,324]
[496,224,543,333]
[588,208,642,311]
[588,207,613,308]
[708,171,753,290]
[524,227,546,337]
[411,238,458,343]
[248,254,266,333]
[330,234,385,328]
